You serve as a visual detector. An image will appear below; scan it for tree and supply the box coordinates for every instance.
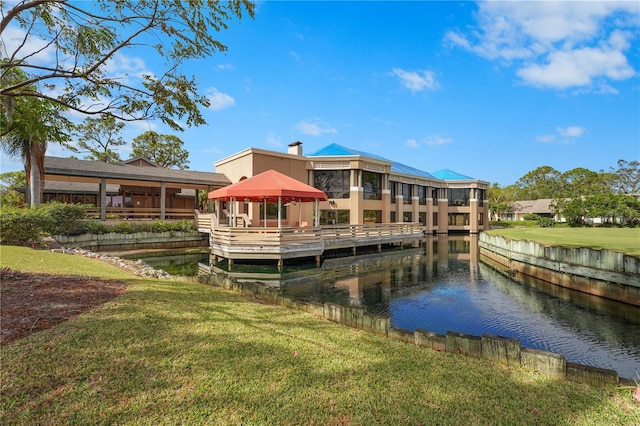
[1,65,72,207]
[611,159,640,194]
[0,170,26,207]
[515,166,562,200]
[487,182,516,220]
[74,115,125,163]
[1,0,254,132]
[561,167,607,197]
[131,131,189,169]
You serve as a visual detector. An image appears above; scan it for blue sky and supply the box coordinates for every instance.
[2,1,639,186]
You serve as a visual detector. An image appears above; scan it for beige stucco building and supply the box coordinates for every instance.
[214,142,489,234]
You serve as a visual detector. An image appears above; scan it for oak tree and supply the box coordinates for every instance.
[131,131,189,169]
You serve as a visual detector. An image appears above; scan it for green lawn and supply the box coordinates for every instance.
[488,227,640,257]
[1,246,639,425]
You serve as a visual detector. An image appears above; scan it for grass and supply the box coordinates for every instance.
[488,227,640,257]
[2,245,639,425]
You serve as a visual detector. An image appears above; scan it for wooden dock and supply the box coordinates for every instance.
[195,212,425,270]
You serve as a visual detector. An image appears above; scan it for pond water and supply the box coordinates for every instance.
[132,237,640,380]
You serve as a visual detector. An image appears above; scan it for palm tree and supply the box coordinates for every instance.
[1,135,47,207]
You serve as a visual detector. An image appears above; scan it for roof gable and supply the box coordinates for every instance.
[121,157,159,167]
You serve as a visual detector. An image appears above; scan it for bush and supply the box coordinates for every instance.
[0,207,48,245]
[39,202,88,235]
[110,221,138,234]
[1,204,199,245]
[536,216,556,228]
[79,221,110,235]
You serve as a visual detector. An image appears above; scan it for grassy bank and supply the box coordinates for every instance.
[488,227,640,257]
[1,246,639,425]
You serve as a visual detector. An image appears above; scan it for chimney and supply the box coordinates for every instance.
[288,141,303,156]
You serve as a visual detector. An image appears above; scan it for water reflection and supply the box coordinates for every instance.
[279,235,640,380]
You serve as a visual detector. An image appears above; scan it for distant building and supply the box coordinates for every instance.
[504,199,563,222]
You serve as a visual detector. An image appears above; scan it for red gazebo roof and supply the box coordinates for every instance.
[208,169,328,202]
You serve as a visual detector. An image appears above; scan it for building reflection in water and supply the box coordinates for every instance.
[277,234,640,380]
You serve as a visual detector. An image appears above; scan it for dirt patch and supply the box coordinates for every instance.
[0,268,127,346]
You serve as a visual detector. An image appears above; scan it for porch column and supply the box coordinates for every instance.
[160,181,166,220]
[315,199,319,226]
[100,177,107,221]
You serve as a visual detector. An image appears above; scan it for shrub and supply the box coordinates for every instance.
[0,207,48,245]
[150,220,173,233]
[39,202,88,235]
[110,221,138,234]
[536,216,556,228]
[80,221,110,235]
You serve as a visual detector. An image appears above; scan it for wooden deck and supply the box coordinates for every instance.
[195,212,425,268]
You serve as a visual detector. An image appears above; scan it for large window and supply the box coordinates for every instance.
[448,213,470,226]
[363,171,382,200]
[418,186,427,205]
[390,181,397,204]
[314,170,350,199]
[364,210,382,223]
[432,188,438,206]
[403,211,412,222]
[402,183,412,204]
[477,189,486,202]
[319,209,349,225]
[449,188,470,206]
[419,211,426,225]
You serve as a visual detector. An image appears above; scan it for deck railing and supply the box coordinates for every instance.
[85,207,194,220]
[210,223,424,249]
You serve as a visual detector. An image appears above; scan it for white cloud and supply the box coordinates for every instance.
[536,134,556,143]
[537,126,586,144]
[446,1,639,91]
[1,26,55,66]
[104,53,151,82]
[424,134,453,146]
[517,33,635,89]
[392,68,440,93]
[405,139,418,148]
[557,126,586,138]
[216,63,235,71]
[206,88,235,111]
[294,119,337,136]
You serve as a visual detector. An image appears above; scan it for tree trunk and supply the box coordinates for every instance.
[29,148,40,207]
[28,142,46,208]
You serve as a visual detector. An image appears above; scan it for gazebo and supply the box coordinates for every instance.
[207,169,328,228]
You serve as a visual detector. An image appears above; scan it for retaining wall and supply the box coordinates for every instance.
[478,233,640,307]
[198,268,631,388]
[54,231,208,252]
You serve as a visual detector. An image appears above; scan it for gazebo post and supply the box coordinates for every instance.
[277,196,282,228]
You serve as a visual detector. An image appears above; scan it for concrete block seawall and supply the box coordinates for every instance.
[54,231,208,252]
[199,268,631,388]
[478,233,640,307]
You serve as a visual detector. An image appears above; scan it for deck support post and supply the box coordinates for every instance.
[352,246,357,256]
[315,255,321,267]
[277,259,284,272]
[228,259,233,272]
[377,244,382,253]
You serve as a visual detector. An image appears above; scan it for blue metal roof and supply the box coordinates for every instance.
[309,143,436,179]
[431,169,474,180]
